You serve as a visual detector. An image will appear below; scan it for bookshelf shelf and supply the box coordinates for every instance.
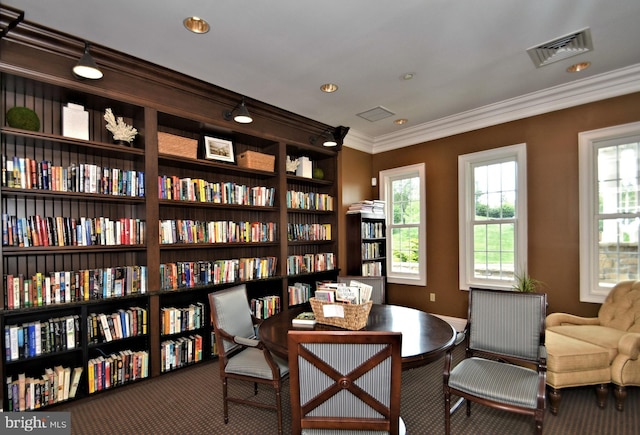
[1,127,145,157]
[159,199,278,212]
[0,12,339,411]
[0,188,145,202]
[2,245,147,255]
[159,241,280,250]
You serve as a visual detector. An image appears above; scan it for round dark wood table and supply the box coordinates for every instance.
[258,304,457,370]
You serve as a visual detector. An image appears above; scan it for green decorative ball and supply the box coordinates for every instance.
[313,167,325,180]
[6,107,40,131]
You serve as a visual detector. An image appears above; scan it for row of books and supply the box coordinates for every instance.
[159,256,278,290]
[250,295,281,319]
[87,349,149,394]
[159,219,277,244]
[362,242,384,260]
[362,221,385,239]
[288,282,312,306]
[4,266,148,310]
[2,214,145,247]
[160,335,203,373]
[286,252,336,275]
[286,190,334,211]
[160,302,206,336]
[347,199,386,215]
[287,223,331,241]
[5,315,81,362]
[6,366,83,412]
[362,261,383,276]
[158,175,275,206]
[2,156,145,197]
[88,307,148,344]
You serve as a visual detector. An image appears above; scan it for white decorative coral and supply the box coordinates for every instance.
[104,108,138,143]
[286,155,300,172]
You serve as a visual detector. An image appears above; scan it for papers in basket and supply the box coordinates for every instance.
[314,280,373,305]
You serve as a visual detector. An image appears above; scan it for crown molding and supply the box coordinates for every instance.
[345,63,640,154]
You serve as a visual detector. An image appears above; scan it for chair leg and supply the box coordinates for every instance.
[254,382,258,395]
[275,384,283,435]
[444,391,451,435]
[614,385,627,411]
[548,387,561,415]
[466,398,471,417]
[222,378,229,424]
[535,409,544,435]
[595,383,608,409]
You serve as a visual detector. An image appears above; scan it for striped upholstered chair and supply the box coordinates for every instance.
[288,330,404,434]
[443,288,547,435]
[209,284,289,435]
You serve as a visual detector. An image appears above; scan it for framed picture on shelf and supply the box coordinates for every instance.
[202,136,235,163]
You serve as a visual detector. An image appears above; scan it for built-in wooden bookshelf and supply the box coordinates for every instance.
[0,4,339,411]
[346,212,387,277]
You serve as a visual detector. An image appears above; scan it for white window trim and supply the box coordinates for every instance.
[458,143,528,291]
[379,163,427,286]
[579,121,640,303]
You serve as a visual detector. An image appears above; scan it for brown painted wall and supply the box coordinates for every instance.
[337,147,374,272]
[358,92,640,319]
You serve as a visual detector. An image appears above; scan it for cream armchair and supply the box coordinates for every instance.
[546,280,640,413]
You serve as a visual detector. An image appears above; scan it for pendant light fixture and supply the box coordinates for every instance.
[73,42,103,80]
[223,98,253,124]
[322,131,337,147]
[309,126,350,149]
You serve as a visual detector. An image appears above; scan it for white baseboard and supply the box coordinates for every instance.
[431,314,467,332]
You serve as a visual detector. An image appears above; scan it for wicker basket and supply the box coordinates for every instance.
[309,297,373,330]
[158,132,198,159]
[237,150,275,172]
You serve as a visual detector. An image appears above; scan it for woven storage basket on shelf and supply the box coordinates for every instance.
[309,297,373,330]
[237,150,275,172]
[158,132,198,159]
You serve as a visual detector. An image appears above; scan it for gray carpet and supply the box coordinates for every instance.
[56,345,639,434]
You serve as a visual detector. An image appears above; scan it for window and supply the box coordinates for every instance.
[458,144,527,290]
[579,122,640,303]
[380,164,426,286]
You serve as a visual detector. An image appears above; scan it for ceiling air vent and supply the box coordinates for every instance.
[357,106,395,122]
[527,28,593,68]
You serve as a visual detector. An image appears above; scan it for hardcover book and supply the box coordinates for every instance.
[292,312,316,327]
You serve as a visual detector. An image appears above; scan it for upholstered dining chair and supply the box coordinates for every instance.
[208,284,289,435]
[288,330,404,434]
[443,288,547,435]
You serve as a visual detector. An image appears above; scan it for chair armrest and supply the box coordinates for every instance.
[546,312,600,327]
[617,332,640,360]
[234,336,261,348]
[215,327,235,343]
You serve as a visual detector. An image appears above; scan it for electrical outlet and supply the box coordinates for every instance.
[429,293,436,302]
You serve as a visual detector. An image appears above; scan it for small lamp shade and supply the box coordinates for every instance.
[233,100,253,123]
[73,44,103,80]
[322,131,337,147]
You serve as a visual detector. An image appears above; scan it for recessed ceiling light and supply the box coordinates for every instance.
[394,118,408,125]
[320,83,338,93]
[566,61,591,73]
[184,16,210,34]
[401,73,415,81]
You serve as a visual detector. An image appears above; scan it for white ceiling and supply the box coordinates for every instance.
[4,0,640,153]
